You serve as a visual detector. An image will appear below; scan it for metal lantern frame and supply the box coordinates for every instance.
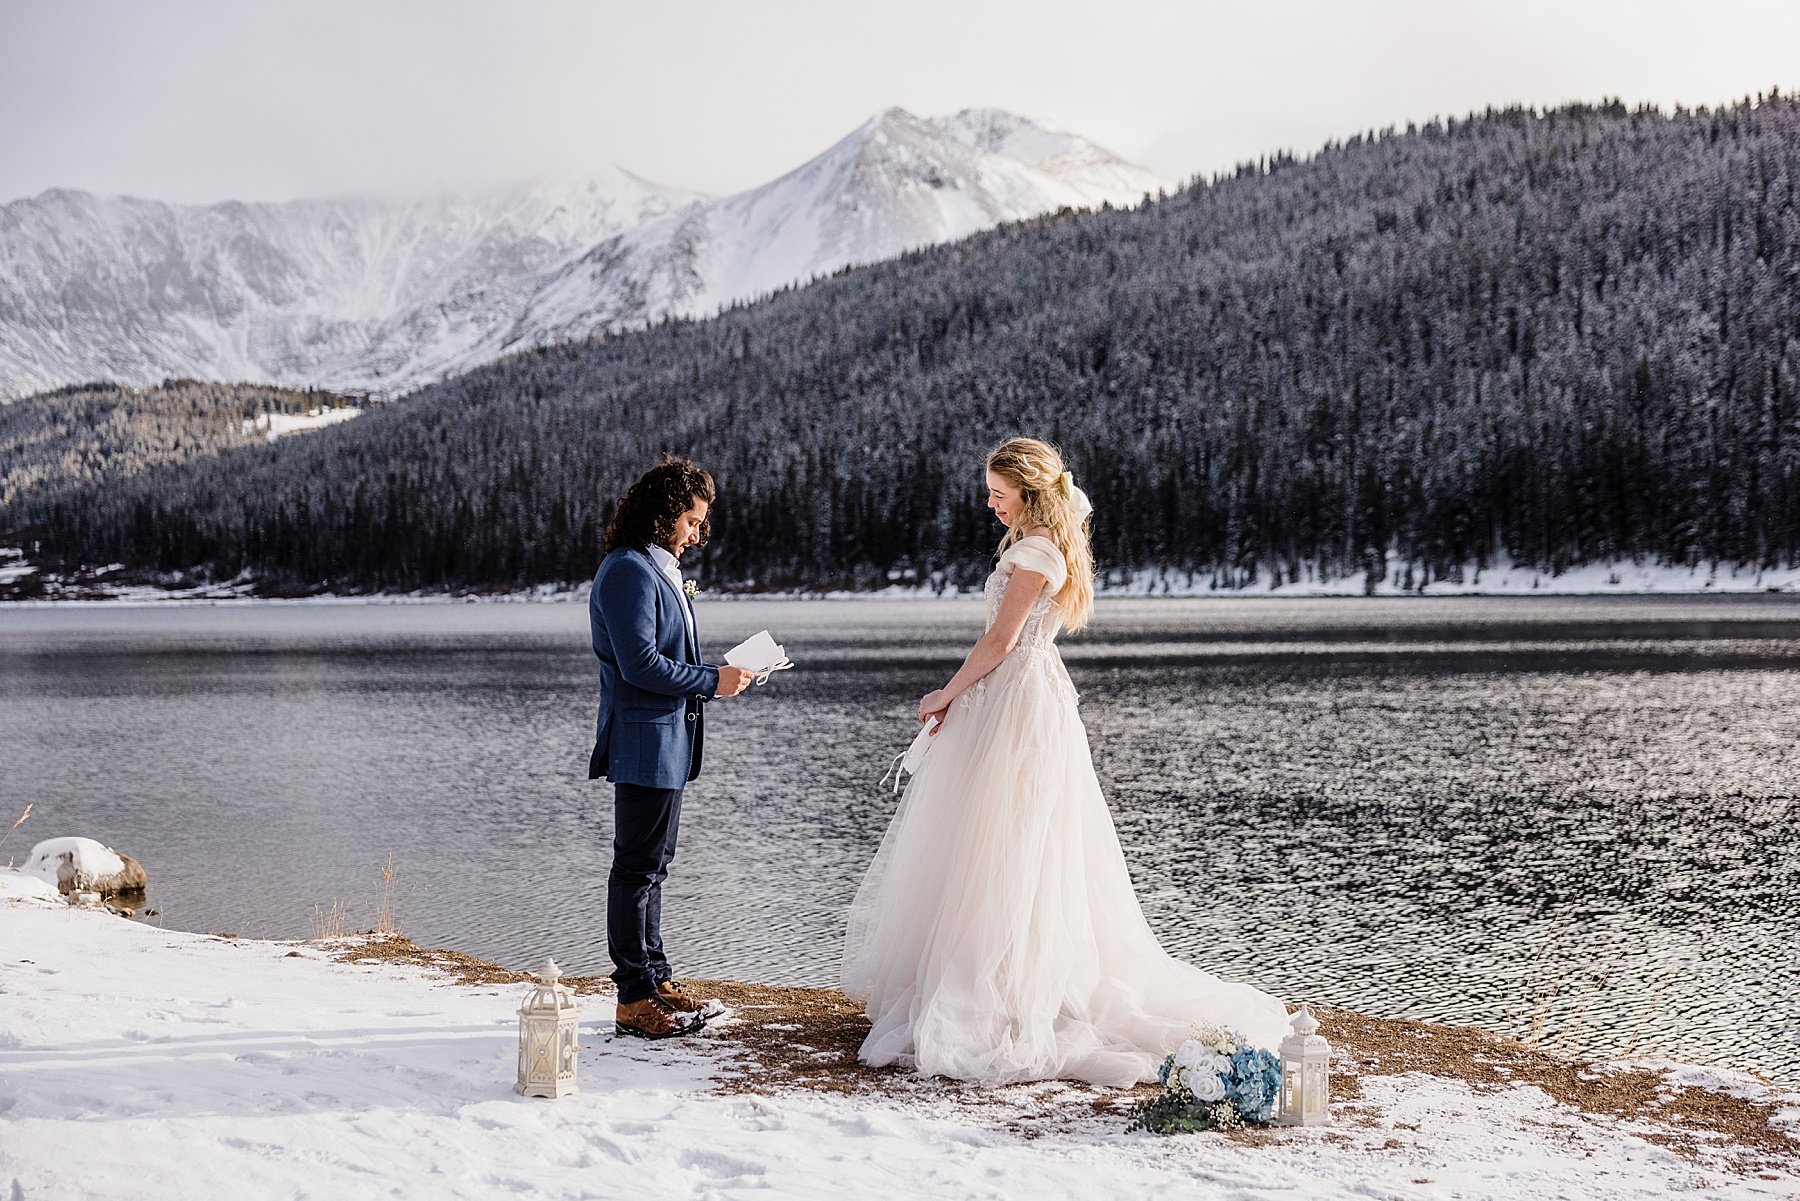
[516,957,580,1099]
[1276,1004,1331,1126]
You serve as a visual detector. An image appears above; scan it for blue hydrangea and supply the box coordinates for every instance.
[1222,1047,1281,1122]
[1131,1035,1282,1135]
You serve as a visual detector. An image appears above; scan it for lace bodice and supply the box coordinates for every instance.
[984,535,1067,653]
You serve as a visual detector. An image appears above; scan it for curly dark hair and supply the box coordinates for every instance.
[602,456,716,554]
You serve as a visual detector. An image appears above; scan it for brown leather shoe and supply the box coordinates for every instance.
[614,996,702,1040]
[656,980,712,1014]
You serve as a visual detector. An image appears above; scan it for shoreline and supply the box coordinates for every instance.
[337,932,1800,1148]
[9,547,1800,607]
[9,579,1800,608]
[3,876,1798,1198]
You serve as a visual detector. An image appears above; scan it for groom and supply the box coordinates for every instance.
[589,456,752,1039]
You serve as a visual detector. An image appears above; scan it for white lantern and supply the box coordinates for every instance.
[516,958,579,1098]
[1276,1005,1331,1126]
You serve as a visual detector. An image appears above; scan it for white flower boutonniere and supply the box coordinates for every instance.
[683,579,700,602]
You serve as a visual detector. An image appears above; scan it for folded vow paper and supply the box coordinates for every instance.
[724,630,793,681]
[881,715,939,792]
[901,715,939,772]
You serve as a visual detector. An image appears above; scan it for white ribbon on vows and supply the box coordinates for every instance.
[724,629,794,685]
[880,716,938,793]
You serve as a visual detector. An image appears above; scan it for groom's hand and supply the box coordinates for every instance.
[715,666,754,697]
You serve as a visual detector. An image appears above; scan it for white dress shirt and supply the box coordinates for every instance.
[646,543,695,645]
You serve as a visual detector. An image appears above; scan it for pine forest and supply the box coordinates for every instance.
[4,96,1798,596]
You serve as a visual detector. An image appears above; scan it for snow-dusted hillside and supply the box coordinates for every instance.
[0,109,1168,400]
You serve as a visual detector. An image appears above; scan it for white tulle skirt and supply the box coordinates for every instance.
[840,645,1288,1086]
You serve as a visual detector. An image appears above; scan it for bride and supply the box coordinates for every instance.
[841,438,1288,1086]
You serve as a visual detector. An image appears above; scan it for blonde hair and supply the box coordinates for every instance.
[986,437,1096,633]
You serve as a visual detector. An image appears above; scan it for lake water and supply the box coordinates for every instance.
[2,596,1796,1084]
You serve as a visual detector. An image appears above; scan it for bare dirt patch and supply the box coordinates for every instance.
[1320,1005,1799,1170]
[328,934,540,988]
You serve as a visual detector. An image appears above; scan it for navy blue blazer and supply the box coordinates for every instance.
[587,547,721,788]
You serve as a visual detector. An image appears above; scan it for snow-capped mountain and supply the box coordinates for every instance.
[0,170,699,400]
[517,107,1170,341]
[0,109,1169,400]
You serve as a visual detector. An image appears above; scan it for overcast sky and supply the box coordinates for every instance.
[2,0,1796,206]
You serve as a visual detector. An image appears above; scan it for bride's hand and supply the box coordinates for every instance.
[918,690,950,723]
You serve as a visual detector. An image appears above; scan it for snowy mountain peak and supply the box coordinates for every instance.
[932,108,1084,163]
[863,104,921,130]
[0,108,1170,400]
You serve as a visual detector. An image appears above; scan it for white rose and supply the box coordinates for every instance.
[1208,1052,1234,1077]
[1184,1069,1227,1103]
[1172,1041,1210,1074]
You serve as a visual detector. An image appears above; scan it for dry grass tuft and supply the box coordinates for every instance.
[1498,923,1678,1063]
[0,803,32,865]
[374,853,402,937]
[309,900,349,941]
[308,854,418,943]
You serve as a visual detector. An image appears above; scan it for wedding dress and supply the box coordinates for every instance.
[841,535,1288,1086]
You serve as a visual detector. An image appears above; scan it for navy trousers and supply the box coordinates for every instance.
[608,781,683,1004]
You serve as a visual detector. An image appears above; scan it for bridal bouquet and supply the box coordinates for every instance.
[1127,1024,1282,1134]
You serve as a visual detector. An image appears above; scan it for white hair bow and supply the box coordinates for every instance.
[1058,471,1093,521]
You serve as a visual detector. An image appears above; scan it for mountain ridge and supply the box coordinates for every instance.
[0,109,1168,401]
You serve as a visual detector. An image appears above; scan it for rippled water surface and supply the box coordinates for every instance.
[2,597,1796,1083]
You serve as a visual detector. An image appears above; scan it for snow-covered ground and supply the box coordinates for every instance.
[0,546,33,587]
[1,871,1794,1201]
[243,405,364,442]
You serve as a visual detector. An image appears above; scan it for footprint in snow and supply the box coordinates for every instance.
[676,1148,765,1181]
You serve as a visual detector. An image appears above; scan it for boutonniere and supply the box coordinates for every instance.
[683,579,700,602]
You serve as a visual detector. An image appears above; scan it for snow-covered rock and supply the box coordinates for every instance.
[22,836,146,896]
[0,109,1168,402]
[0,866,61,902]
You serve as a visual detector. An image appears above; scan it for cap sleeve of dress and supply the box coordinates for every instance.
[999,537,1068,593]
